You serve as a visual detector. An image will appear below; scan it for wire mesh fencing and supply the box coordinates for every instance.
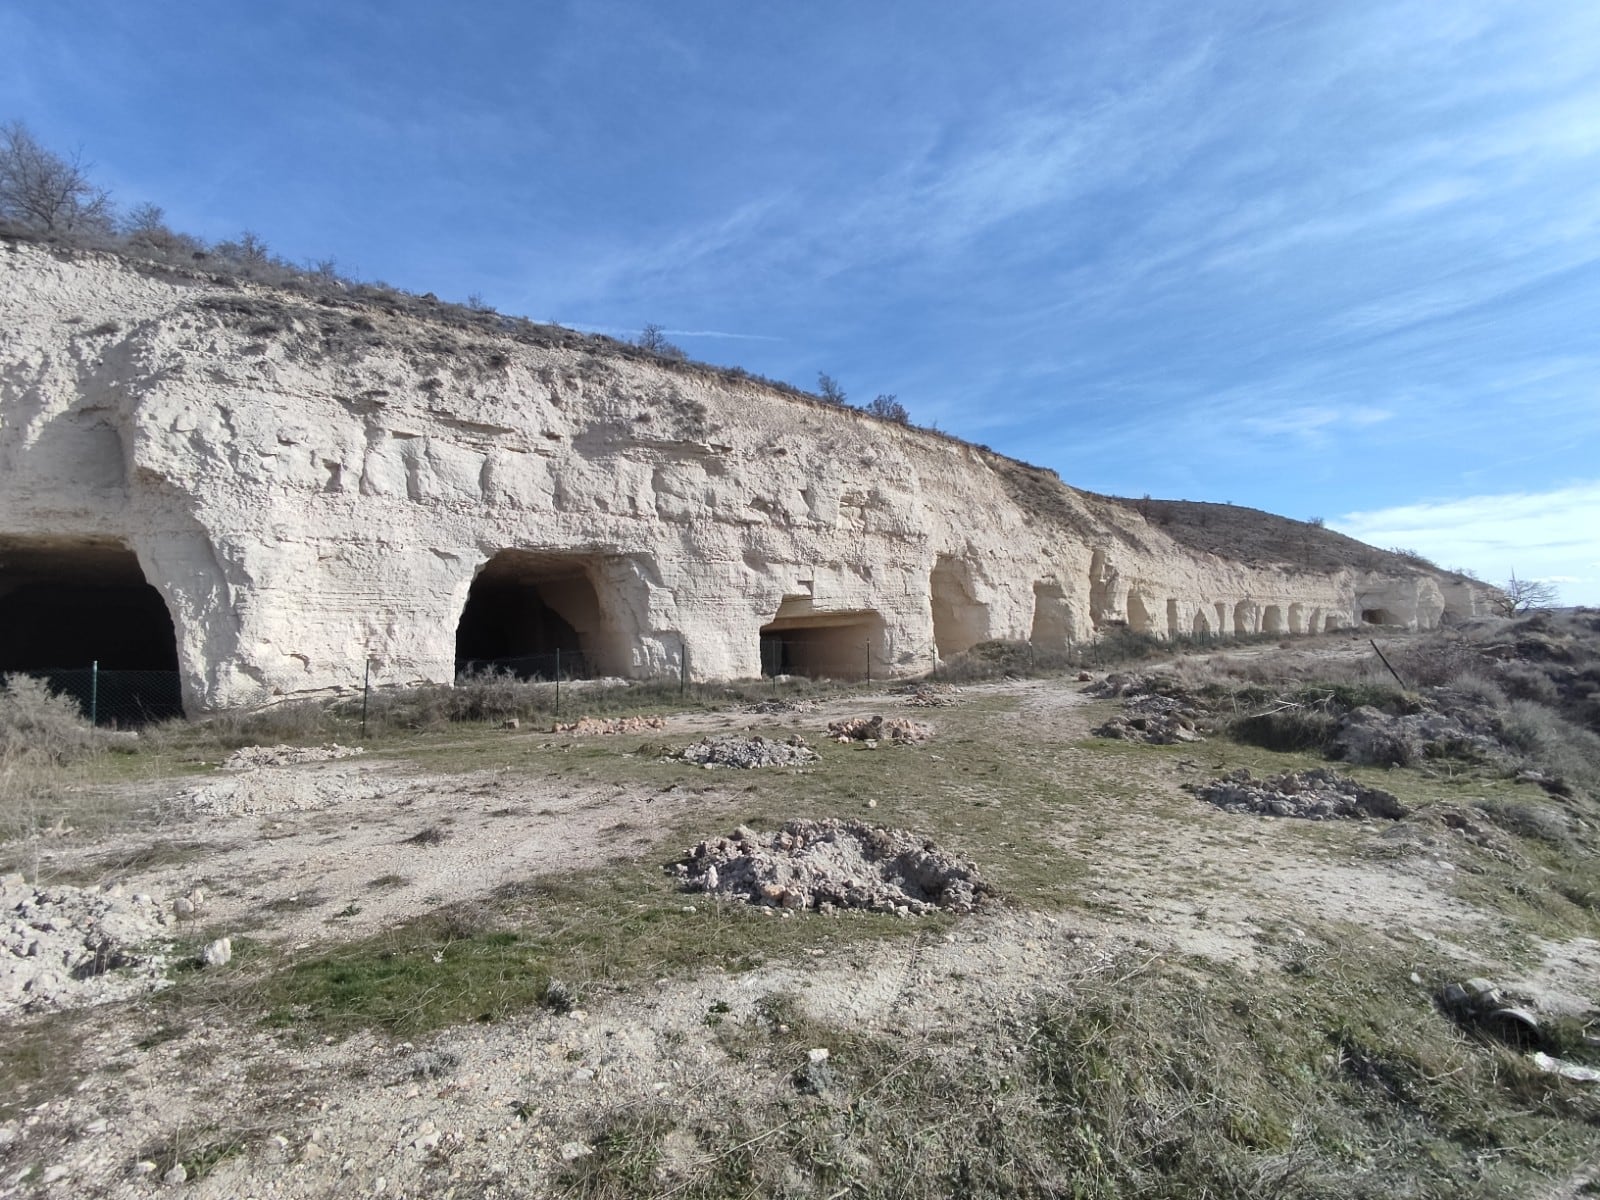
[10,664,183,727]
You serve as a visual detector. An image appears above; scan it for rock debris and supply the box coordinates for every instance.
[1193,768,1406,821]
[673,819,993,915]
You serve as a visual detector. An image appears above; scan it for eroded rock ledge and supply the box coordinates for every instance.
[0,238,1495,710]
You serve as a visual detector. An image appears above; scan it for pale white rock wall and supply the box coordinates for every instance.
[0,239,1495,711]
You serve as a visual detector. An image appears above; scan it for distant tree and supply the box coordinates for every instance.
[0,121,115,233]
[214,230,272,268]
[636,323,686,359]
[1495,571,1560,616]
[816,372,847,406]
[864,393,910,424]
[1306,516,1325,528]
[119,201,167,237]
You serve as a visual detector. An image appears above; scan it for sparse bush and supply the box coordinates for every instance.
[635,323,686,360]
[865,393,910,424]
[0,674,101,763]
[1498,699,1600,798]
[1230,708,1341,753]
[816,372,847,406]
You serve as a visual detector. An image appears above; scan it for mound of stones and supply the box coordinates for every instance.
[1089,674,1207,744]
[675,734,818,769]
[827,715,933,744]
[745,698,819,715]
[900,684,959,708]
[674,820,993,915]
[1193,768,1405,821]
[553,715,666,736]
[222,743,365,770]
[2,875,173,1014]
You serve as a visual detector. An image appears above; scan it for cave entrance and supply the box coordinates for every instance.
[1361,608,1398,626]
[0,537,183,723]
[931,556,987,659]
[1261,606,1286,634]
[456,551,625,679]
[760,599,882,680]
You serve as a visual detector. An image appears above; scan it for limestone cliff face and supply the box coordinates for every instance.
[0,239,1495,710]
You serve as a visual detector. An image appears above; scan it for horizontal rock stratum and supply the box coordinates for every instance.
[0,236,1494,712]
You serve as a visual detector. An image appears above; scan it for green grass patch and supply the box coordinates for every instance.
[241,870,937,1039]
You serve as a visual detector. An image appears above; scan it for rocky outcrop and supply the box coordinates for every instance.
[0,238,1496,710]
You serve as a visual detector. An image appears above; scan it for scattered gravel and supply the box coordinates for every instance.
[222,743,365,770]
[1193,768,1406,821]
[673,819,994,915]
[1,875,173,1014]
[674,735,818,769]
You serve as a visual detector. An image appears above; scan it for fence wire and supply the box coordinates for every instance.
[12,665,183,728]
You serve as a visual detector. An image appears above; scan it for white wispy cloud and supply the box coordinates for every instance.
[1333,481,1600,605]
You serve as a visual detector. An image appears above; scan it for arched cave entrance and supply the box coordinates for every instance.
[1361,608,1399,627]
[0,537,183,722]
[1261,606,1286,634]
[1288,603,1307,635]
[930,556,987,659]
[456,551,627,679]
[760,598,882,680]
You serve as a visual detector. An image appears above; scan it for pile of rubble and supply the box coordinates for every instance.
[827,715,934,744]
[673,820,993,915]
[1087,675,1208,744]
[553,715,666,736]
[1192,768,1406,821]
[1093,693,1205,744]
[674,735,818,769]
[1,876,174,1014]
[745,698,819,716]
[222,743,364,770]
[900,685,959,708]
[1086,673,1160,699]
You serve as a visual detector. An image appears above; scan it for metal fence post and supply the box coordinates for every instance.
[680,646,688,698]
[90,660,99,727]
[360,657,370,738]
[864,642,871,684]
[554,648,561,717]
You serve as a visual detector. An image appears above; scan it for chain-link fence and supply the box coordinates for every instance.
[11,664,183,727]
[455,648,593,681]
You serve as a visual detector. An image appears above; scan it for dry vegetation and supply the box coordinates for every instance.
[1,620,1598,1197]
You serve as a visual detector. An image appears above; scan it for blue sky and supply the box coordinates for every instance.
[5,1,1598,601]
